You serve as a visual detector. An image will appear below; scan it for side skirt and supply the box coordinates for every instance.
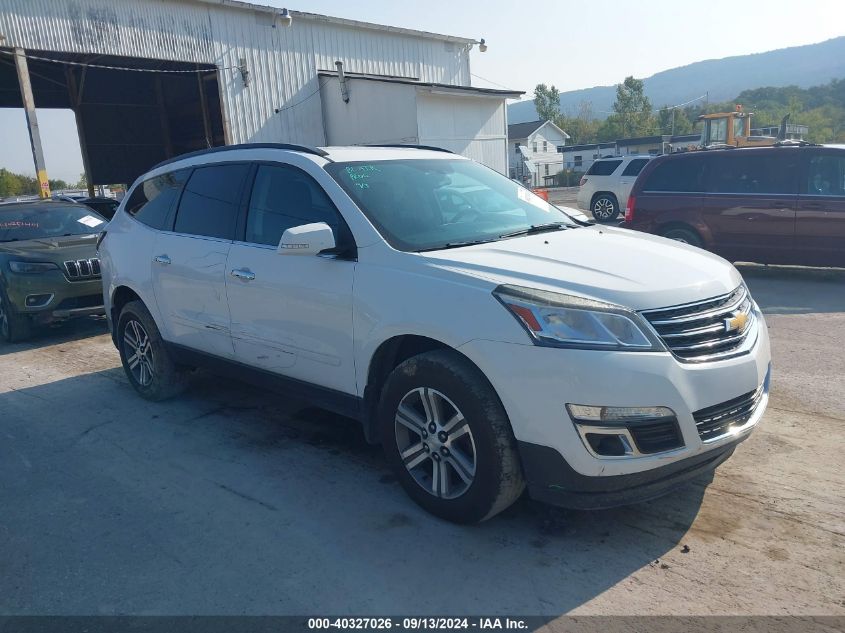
[166,343,365,423]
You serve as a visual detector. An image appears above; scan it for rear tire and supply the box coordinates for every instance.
[661,226,703,247]
[117,300,190,401]
[378,350,525,523]
[0,289,32,343]
[591,194,619,221]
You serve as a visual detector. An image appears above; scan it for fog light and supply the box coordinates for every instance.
[568,404,683,458]
[567,404,675,423]
[585,433,630,457]
[25,294,53,307]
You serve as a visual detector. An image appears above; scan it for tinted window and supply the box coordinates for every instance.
[125,170,188,230]
[706,152,792,194]
[641,157,705,192]
[621,158,649,177]
[245,164,344,247]
[806,154,845,197]
[586,160,623,176]
[174,164,249,240]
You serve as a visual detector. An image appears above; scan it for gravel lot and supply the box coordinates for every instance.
[0,267,843,616]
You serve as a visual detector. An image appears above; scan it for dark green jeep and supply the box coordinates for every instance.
[0,200,108,342]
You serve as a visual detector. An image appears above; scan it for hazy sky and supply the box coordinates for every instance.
[2,0,844,183]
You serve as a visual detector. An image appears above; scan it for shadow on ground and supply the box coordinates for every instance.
[0,316,108,357]
[1,367,707,615]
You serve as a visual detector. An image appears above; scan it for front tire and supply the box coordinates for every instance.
[0,289,32,343]
[117,300,190,401]
[591,194,619,221]
[378,350,525,523]
[661,226,703,247]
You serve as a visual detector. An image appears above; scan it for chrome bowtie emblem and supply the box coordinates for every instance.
[724,311,749,333]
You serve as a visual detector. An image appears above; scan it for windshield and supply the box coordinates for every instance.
[326,159,578,252]
[0,203,107,242]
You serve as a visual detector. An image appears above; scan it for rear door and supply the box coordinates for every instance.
[699,151,797,263]
[152,162,250,359]
[617,158,649,207]
[795,149,845,267]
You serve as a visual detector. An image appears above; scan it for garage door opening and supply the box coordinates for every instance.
[0,49,225,191]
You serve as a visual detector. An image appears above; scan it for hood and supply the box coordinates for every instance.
[419,226,742,311]
[0,234,99,262]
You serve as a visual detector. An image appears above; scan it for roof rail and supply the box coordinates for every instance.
[150,143,330,171]
[363,144,454,154]
[773,140,820,147]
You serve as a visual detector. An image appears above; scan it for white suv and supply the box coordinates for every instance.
[577,155,652,221]
[100,144,770,523]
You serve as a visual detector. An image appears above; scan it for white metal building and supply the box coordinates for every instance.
[0,0,521,190]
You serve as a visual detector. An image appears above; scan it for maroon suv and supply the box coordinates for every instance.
[623,145,845,267]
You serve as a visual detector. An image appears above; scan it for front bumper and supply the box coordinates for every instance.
[457,318,770,504]
[517,437,743,509]
[5,271,104,321]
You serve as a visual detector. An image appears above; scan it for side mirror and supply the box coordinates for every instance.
[278,222,336,256]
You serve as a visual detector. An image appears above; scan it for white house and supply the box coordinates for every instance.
[507,120,570,186]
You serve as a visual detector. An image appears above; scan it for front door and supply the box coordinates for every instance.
[225,162,356,395]
[151,162,250,359]
[795,150,845,267]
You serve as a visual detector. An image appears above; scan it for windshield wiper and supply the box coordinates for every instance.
[416,238,500,253]
[499,222,568,239]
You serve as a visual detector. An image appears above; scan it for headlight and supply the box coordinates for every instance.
[9,261,60,274]
[493,284,664,351]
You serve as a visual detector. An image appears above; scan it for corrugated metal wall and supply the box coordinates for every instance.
[0,0,471,146]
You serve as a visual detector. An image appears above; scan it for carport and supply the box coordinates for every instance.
[0,48,226,196]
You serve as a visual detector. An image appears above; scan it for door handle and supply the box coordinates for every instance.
[802,202,824,210]
[230,268,256,281]
[153,255,171,265]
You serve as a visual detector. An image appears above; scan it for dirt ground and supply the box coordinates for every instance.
[0,267,843,616]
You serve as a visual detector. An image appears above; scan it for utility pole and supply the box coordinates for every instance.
[14,48,50,199]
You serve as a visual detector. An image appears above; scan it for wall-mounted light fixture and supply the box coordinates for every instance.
[276,8,292,27]
[478,38,487,52]
[238,58,250,87]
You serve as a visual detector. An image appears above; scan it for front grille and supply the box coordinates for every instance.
[693,383,765,442]
[629,419,684,454]
[64,258,101,281]
[54,295,103,311]
[641,285,756,362]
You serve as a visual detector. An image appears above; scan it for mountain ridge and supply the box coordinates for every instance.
[507,37,845,123]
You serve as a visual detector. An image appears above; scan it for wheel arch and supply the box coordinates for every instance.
[590,191,619,207]
[362,335,491,444]
[656,220,710,246]
[109,285,143,345]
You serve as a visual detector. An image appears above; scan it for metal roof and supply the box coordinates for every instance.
[191,0,477,44]
[317,71,522,98]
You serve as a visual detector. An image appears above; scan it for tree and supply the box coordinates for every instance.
[76,172,88,189]
[533,84,561,122]
[49,178,69,191]
[611,76,654,137]
[657,106,693,136]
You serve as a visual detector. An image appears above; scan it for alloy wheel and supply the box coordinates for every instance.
[593,198,615,220]
[123,319,155,387]
[394,387,477,499]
